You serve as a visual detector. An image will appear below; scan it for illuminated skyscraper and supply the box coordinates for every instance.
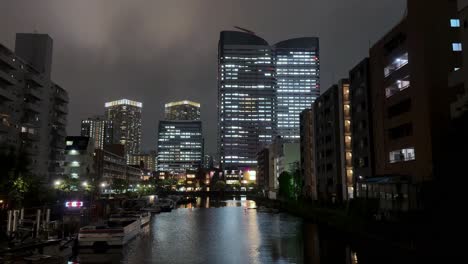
[157,100,203,174]
[218,30,276,170]
[274,38,320,142]
[165,100,200,120]
[157,121,204,174]
[105,99,142,159]
[80,115,113,149]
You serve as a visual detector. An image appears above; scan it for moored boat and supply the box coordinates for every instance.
[78,220,140,248]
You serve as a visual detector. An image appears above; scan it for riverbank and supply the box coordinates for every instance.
[249,196,439,257]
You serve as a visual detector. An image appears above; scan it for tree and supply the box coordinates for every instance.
[214,180,226,191]
[278,171,294,199]
[111,178,129,194]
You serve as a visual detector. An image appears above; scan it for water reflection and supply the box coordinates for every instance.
[73,198,411,264]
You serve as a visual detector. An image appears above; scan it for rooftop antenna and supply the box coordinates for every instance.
[234,26,256,35]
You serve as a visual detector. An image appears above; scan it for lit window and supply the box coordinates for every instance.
[454,67,460,72]
[389,147,415,163]
[452,43,462,52]
[66,141,73,146]
[450,19,460,28]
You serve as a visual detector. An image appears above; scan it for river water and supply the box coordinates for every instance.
[74,197,415,264]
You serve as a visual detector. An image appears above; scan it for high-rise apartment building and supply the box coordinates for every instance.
[105,99,142,159]
[314,80,352,203]
[349,59,375,184]
[365,0,459,209]
[299,108,317,200]
[0,33,68,181]
[157,100,204,174]
[80,115,113,149]
[165,100,200,121]
[218,30,276,170]
[274,38,320,142]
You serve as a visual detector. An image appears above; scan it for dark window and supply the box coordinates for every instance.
[388,99,411,118]
[388,123,413,140]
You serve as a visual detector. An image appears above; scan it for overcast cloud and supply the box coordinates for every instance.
[0,0,406,154]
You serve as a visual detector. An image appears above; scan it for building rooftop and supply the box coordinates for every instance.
[105,99,142,108]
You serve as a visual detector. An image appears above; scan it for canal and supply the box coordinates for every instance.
[74,197,417,264]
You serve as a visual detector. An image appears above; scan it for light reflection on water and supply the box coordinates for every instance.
[74,197,414,264]
[75,197,306,264]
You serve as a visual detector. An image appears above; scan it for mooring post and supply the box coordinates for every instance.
[12,210,19,233]
[35,209,41,238]
[7,210,12,235]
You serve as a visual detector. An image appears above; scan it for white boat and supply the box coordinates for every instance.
[109,211,151,227]
[78,220,140,247]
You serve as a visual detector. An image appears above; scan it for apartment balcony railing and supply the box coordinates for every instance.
[55,104,68,114]
[24,101,41,113]
[0,52,17,69]
[0,71,17,85]
[0,87,14,101]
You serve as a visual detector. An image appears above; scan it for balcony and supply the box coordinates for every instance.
[50,151,65,161]
[25,88,42,100]
[384,52,409,78]
[55,88,69,103]
[24,101,41,113]
[0,52,17,69]
[0,87,14,101]
[53,127,67,138]
[26,74,46,87]
[55,115,67,125]
[385,76,410,98]
[52,139,66,149]
[20,131,39,141]
[55,104,68,114]
[0,121,10,133]
[0,71,17,85]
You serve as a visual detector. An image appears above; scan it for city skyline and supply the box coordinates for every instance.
[0,0,407,154]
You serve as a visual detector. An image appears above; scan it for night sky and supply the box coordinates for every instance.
[0,0,406,154]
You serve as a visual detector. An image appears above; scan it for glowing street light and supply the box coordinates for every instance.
[54,180,61,186]
[100,182,107,188]
[82,181,88,187]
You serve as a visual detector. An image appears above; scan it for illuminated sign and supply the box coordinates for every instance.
[65,201,83,208]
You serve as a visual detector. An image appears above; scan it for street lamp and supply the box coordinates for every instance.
[82,181,88,187]
[54,180,61,187]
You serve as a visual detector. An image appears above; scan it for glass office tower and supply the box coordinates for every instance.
[157,121,203,174]
[274,38,320,142]
[218,31,276,170]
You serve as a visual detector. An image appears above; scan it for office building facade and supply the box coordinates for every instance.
[0,33,68,181]
[274,38,320,142]
[80,115,113,149]
[105,99,142,159]
[218,30,276,170]
[157,120,203,174]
